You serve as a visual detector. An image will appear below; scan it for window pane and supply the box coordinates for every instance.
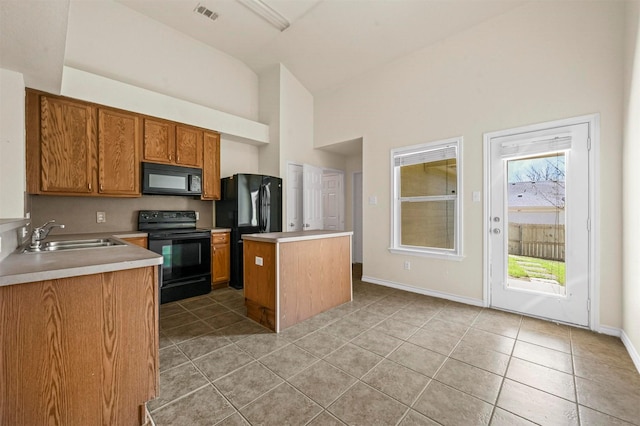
[401,200,455,249]
[506,153,566,295]
[400,159,457,197]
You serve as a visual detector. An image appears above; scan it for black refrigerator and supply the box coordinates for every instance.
[215,174,282,289]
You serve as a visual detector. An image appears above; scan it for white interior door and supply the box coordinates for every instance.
[487,120,591,326]
[322,171,344,230]
[353,172,363,263]
[287,163,303,231]
[303,164,323,230]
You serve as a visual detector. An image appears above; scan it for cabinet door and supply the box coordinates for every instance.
[175,125,203,168]
[143,119,174,164]
[40,96,95,193]
[98,108,140,196]
[212,232,230,285]
[202,131,221,200]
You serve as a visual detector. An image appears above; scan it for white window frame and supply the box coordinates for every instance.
[389,136,464,260]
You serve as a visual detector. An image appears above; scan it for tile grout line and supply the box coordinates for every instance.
[155,282,639,426]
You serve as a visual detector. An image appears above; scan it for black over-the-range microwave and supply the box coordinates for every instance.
[142,162,202,196]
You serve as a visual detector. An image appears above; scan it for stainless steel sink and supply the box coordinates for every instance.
[21,238,127,253]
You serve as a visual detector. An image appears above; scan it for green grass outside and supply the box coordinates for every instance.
[508,255,566,286]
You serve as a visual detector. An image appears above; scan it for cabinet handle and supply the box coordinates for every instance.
[88,183,92,191]
[169,154,172,161]
[100,184,103,192]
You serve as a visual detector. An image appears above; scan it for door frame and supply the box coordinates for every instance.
[483,113,600,329]
[286,161,304,231]
[352,171,363,264]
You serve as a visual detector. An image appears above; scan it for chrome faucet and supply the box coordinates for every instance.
[30,220,65,249]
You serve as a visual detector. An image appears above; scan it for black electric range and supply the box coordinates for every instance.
[138,210,211,304]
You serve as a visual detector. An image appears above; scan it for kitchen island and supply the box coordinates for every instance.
[0,231,162,426]
[242,230,353,332]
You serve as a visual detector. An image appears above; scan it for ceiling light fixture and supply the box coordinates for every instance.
[193,3,219,21]
[237,0,290,32]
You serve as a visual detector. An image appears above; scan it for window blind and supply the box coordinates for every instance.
[394,146,457,167]
[500,135,571,158]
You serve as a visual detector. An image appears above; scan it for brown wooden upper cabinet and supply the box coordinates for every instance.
[175,125,203,168]
[27,90,141,197]
[97,108,141,196]
[37,95,95,194]
[27,89,220,200]
[143,119,203,168]
[202,131,221,200]
[143,118,175,164]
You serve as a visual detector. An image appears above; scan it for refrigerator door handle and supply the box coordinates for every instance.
[258,184,266,232]
[264,183,271,233]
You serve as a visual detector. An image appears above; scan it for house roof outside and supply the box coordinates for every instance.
[508,181,565,209]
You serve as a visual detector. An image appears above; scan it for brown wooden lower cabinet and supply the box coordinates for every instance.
[122,236,148,248]
[0,266,159,426]
[211,232,230,289]
[243,232,352,332]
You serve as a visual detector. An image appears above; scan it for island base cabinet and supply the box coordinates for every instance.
[244,235,352,332]
[0,267,159,426]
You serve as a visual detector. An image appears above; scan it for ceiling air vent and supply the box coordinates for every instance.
[194,3,219,21]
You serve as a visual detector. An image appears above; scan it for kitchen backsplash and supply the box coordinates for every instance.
[29,195,214,235]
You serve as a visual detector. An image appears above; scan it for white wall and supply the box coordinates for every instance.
[0,69,25,219]
[279,66,345,176]
[315,2,625,328]
[623,1,640,366]
[61,67,268,144]
[220,139,260,178]
[64,0,258,120]
[257,64,346,228]
[258,65,281,178]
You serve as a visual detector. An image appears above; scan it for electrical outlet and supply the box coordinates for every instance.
[96,211,106,223]
[195,211,200,220]
[404,261,411,270]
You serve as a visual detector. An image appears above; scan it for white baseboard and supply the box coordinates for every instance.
[361,275,484,307]
[621,329,640,374]
[594,325,640,373]
[596,324,621,337]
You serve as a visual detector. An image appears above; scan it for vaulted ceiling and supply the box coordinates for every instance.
[1,0,526,96]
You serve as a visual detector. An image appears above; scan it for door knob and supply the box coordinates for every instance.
[493,228,501,234]
[289,223,294,227]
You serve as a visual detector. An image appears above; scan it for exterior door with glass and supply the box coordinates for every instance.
[487,118,592,326]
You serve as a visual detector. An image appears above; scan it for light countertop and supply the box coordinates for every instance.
[242,230,353,243]
[0,218,30,234]
[211,228,231,233]
[0,232,161,287]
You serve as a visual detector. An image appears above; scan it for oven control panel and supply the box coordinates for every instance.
[138,210,198,231]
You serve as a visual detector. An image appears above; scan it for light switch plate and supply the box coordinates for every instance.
[368,195,378,205]
[472,191,481,202]
[255,256,263,266]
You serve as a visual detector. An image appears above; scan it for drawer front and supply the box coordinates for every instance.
[212,233,229,244]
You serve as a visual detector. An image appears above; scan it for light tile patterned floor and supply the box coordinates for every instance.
[150,275,640,425]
